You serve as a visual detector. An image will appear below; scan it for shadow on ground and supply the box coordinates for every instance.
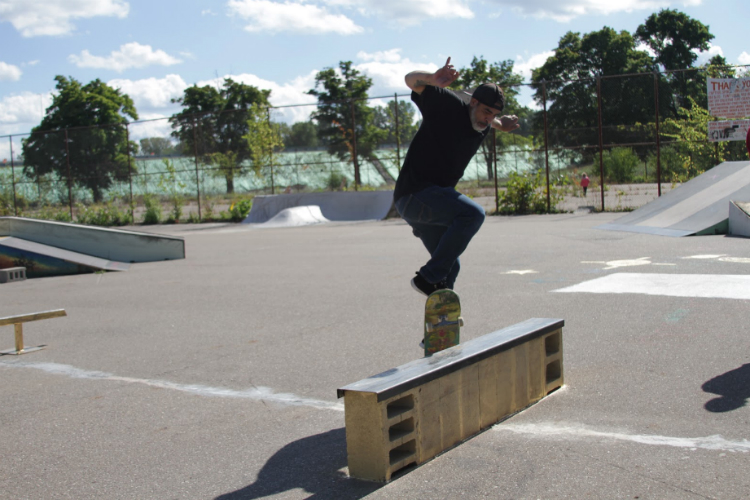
[702,363,750,412]
[215,428,381,499]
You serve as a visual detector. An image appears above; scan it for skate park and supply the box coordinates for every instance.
[2,174,750,498]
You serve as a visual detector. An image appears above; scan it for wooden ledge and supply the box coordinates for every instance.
[338,318,564,402]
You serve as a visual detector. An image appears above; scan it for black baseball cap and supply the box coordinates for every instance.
[471,83,505,112]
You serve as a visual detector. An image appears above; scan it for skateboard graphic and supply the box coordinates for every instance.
[424,289,463,356]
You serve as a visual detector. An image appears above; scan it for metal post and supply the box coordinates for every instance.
[350,100,360,190]
[394,93,401,170]
[654,72,661,196]
[596,77,605,211]
[492,129,499,214]
[64,128,73,220]
[14,324,23,353]
[126,124,135,223]
[267,107,275,195]
[542,81,551,213]
[9,136,17,216]
[191,117,202,221]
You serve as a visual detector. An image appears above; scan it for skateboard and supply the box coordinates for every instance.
[424,289,463,356]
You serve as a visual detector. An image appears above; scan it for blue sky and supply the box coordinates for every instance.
[1,0,748,146]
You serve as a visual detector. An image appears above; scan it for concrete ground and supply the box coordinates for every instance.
[1,213,749,499]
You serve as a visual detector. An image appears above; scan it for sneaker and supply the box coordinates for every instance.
[410,272,448,297]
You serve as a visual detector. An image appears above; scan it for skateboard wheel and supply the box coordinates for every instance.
[459,317,464,327]
[425,322,435,333]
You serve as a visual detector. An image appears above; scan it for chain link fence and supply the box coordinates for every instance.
[1,66,748,223]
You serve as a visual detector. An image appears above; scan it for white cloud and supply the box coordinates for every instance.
[740,52,750,65]
[356,49,403,64]
[0,91,53,136]
[69,42,182,72]
[353,50,438,91]
[126,113,174,141]
[197,71,319,123]
[635,42,657,58]
[324,0,473,26]
[0,0,129,37]
[693,43,723,66]
[514,50,554,82]
[108,74,188,110]
[227,0,363,35]
[0,61,22,81]
[490,0,703,23]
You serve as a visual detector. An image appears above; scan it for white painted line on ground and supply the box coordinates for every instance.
[494,422,750,453]
[0,361,344,412]
[554,273,750,300]
[504,270,537,275]
[581,257,652,270]
[720,257,750,264]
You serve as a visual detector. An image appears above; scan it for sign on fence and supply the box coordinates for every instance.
[708,119,750,143]
[707,78,750,119]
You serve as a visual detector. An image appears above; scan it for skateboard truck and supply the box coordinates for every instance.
[425,315,465,332]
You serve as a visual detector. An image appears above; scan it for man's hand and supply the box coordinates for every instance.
[432,57,460,88]
[492,115,520,132]
[405,57,460,94]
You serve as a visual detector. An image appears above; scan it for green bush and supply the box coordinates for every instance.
[646,145,684,181]
[76,202,132,226]
[229,198,253,222]
[602,147,639,183]
[0,180,26,215]
[327,171,348,191]
[142,195,162,225]
[38,206,73,223]
[497,172,549,215]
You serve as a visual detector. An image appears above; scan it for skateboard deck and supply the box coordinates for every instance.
[424,289,463,356]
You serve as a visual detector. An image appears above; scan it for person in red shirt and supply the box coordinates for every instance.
[581,173,590,197]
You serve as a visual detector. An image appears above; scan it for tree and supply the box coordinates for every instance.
[245,103,284,177]
[308,61,391,187]
[635,9,713,72]
[21,76,138,203]
[139,137,177,156]
[281,121,319,150]
[661,97,725,179]
[449,56,528,180]
[170,78,271,193]
[531,28,654,155]
[372,99,419,146]
[602,147,639,183]
[635,9,714,115]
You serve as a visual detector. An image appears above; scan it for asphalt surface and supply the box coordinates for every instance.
[1,213,749,499]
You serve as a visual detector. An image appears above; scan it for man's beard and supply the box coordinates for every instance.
[469,105,489,132]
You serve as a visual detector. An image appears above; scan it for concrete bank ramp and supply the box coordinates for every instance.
[0,217,185,262]
[597,161,750,237]
[0,236,129,279]
[729,201,750,237]
[259,206,330,228]
[243,191,394,224]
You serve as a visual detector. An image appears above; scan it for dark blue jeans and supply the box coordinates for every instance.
[395,185,485,288]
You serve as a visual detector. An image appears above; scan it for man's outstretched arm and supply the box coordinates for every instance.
[405,57,460,94]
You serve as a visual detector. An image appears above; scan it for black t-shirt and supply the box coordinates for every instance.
[393,86,489,201]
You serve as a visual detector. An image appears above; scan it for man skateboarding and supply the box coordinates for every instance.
[394,57,520,296]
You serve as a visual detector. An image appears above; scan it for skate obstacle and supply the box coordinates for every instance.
[337,318,564,482]
[0,309,67,355]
